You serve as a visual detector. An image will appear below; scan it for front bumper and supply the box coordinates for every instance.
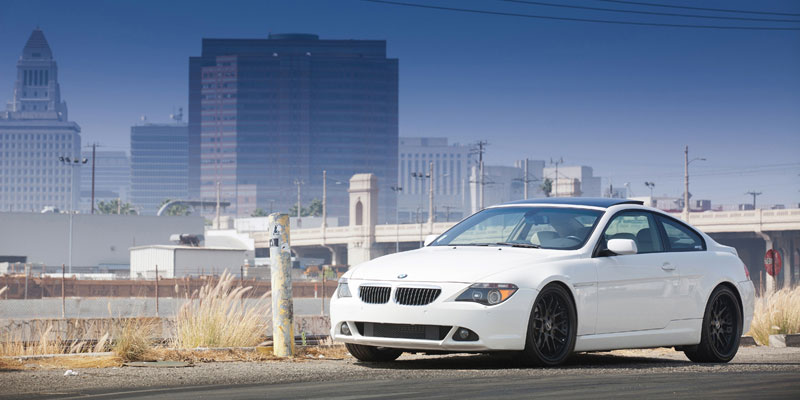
[330,281,537,352]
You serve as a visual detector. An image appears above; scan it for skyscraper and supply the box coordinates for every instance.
[0,28,82,212]
[189,33,398,221]
[130,122,189,215]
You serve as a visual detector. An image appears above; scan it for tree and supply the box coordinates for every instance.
[288,198,323,217]
[97,199,137,215]
[251,208,269,217]
[306,198,322,217]
[540,178,553,198]
[159,199,191,216]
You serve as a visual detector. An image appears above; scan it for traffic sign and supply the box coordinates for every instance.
[764,249,782,277]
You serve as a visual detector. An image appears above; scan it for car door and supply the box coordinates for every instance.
[655,214,712,320]
[592,211,679,334]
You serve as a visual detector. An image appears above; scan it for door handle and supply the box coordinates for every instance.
[661,262,676,271]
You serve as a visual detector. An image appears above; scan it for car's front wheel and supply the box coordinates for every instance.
[684,285,742,363]
[345,343,403,362]
[518,283,577,366]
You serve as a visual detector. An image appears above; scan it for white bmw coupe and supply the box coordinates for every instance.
[330,198,754,366]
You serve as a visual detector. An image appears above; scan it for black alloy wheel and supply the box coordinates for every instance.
[684,285,742,363]
[520,284,577,366]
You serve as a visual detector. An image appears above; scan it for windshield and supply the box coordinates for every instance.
[431,207,603,250]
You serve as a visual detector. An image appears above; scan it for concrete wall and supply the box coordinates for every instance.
[0,212,204,268]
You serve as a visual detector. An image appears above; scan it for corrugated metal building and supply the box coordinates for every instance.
[130,245,246,279]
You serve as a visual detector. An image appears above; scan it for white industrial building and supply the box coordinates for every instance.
[129,245,246,279]
[0,212,204,273]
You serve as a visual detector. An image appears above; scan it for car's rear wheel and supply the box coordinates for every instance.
[345,343,403,362]
[519,283,577,366]
[684,285,742,363]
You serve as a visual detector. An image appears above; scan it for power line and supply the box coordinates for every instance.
[361,0,800,30]
[503,0,800,23]
[590,0,800,17]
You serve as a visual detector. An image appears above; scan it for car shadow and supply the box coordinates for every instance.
[354,351,693,371]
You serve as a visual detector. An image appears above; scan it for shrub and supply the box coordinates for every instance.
[172,271,271,349]
[748,286,800,345]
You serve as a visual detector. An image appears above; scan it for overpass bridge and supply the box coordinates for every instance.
[250,174,800,293]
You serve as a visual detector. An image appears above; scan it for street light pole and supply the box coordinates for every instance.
[58,156,87,274]
[683,146,706,220]
[391,185,403,253]
[428,162,434,225]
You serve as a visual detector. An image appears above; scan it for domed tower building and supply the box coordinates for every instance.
[0,28,82,212]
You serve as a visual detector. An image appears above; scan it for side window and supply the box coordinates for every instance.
[602,212,664,254]
[658,216,706,252]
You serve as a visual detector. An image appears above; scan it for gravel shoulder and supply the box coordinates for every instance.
[2,347,799,399]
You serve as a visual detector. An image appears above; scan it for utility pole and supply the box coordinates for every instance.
[471,141,488,210]
[515,158,539,200]
[550,157,564,197]
[684,146,689,218]
[215,181,221,228]
[321,171,327,229]
[524,159,529,199]
[746,191,762,210]
[428,162,434,225]
[294,179,304,228]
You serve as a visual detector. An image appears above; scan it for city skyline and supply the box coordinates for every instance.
[0,0,798,207]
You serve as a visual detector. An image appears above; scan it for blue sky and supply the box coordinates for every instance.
[1,0,798,206]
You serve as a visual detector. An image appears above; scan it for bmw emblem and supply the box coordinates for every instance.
[397,273,408,279]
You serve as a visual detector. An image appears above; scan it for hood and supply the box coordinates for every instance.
[348,246,572,283]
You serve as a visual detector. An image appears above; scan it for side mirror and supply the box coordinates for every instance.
[423,234,439,246]
[606,239,638,255]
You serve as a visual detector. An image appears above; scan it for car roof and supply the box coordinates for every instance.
[501,197,644,208]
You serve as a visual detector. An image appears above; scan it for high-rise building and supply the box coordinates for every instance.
[79,150,130,213]
[189,33,398,220]
[397,137,473,223]
[0,28,81,212]
[130,122,189,215]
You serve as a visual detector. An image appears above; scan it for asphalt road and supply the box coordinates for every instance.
[3,347,800,399]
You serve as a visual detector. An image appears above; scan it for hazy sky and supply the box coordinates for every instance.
[1,0,798,206]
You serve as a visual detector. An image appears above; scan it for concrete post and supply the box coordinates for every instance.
[268,213,294,357]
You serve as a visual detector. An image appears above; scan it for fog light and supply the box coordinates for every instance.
[340,323,352,336]
[452,327,479,341]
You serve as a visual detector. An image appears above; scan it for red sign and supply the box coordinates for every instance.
[765,249,782,277]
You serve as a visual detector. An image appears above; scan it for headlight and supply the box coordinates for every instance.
[337,278,352,298]
[456,283,518,306]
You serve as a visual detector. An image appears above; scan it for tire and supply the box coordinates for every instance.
[518,283,577,367]
[684,285,742,363]
[345,343,403,362]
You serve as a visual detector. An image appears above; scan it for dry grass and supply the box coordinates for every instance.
[172,271,271,349]
[0,355,123,371]
[149,347,280,363]
[111,318,158,362]
[748,286,800,345]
